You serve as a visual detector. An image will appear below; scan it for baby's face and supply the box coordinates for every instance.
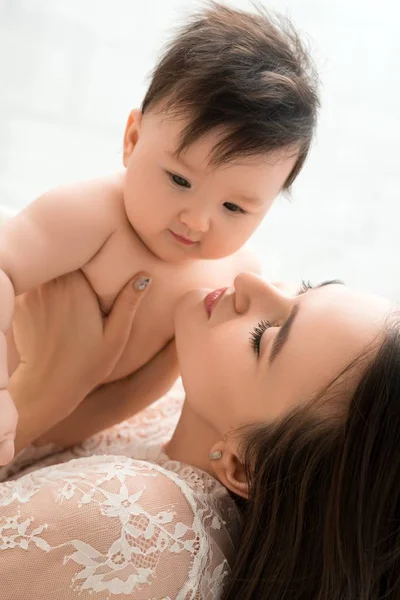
[122,109,297,262]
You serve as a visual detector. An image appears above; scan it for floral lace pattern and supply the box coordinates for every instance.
[0,381,240,599]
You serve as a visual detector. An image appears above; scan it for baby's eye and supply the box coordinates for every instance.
[224,202,245,214]
[170,173,191,188]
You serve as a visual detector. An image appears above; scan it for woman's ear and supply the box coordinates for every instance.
[208,441,249,499]
[123,109,143,167]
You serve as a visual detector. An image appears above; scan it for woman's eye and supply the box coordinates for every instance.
[297,280,314,295]
[249,319,271,357]
[170,173,191,188]
[224,202,245,214]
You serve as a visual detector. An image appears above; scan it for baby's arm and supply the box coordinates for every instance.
[0,179,119,464]
[0,180,119,292]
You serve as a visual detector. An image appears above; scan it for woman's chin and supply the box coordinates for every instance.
[174,287,212,363]
[174,287,212,324]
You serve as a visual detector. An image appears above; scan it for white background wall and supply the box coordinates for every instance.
[0,0,399,300]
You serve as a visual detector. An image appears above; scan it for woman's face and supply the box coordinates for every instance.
[174,274,391,437]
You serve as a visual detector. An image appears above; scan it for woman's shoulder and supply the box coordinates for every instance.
[0,382,241,597]
[0,452,238,599]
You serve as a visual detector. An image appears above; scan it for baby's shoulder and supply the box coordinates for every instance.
[77,172,126,219]
[43,172,127,227]
[225,244,262,276]
[205,245,262,281]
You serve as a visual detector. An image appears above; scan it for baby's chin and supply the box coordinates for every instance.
[159,231,240,262]
[141,231,202,263]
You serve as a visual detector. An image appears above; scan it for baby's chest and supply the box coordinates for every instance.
[80,228,184,378]
[80,226,240,379]
[82,226,157,313]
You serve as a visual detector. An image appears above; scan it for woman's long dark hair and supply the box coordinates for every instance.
[222,317,400,599]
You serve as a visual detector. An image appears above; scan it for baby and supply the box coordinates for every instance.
[0,3,319,464]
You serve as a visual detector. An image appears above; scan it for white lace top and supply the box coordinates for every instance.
[0,381,241,599]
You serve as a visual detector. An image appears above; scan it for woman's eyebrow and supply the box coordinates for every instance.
[268,280,345,364]
[269,303,300,364]
[317,279,344,289]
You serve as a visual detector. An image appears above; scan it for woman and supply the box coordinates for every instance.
[1,270,399,599]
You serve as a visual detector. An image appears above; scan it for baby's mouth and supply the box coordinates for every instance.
[169,230,199,246]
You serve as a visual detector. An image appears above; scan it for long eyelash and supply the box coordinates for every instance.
[249,319,271,356]
[298,280,314,295]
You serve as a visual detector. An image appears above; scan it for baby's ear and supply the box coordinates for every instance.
[123,109,143,166]
[209,441,249,499]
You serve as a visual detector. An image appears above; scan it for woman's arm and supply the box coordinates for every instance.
[10,365,86,454]
[33,339,178,448]
[0,181,119,464]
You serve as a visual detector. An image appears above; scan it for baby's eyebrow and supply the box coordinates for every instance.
[268,280,345,364]
[231,193,264,206]
[166,150,199,174]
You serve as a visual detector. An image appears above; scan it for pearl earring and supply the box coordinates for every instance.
[208,450,223,461]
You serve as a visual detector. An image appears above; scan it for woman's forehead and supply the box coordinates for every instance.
[257,285,390,418]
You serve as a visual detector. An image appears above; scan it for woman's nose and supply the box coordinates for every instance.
[233,272,294,318]
[179,207,210,233]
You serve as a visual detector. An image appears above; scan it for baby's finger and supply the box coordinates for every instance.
[103,273,151,363]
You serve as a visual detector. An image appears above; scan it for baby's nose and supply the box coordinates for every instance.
[179,208,210,233]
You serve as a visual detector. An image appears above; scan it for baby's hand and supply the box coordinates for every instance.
[0,388,18,465]
[0,270,17,465]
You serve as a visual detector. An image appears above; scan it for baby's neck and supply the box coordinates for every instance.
[165,399,220,476]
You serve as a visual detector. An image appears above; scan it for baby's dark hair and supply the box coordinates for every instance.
[222,313,400,599]
[141,1,320,190]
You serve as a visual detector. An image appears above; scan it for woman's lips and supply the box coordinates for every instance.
[204,288,227,316]
[169,230,197,246]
